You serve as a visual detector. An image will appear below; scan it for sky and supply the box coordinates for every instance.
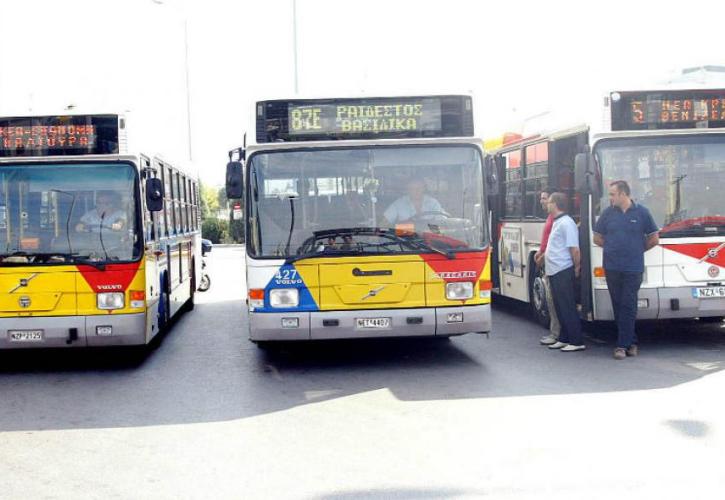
[2,0,725,186]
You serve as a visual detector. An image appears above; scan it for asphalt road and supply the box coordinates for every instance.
[1,246,725,499]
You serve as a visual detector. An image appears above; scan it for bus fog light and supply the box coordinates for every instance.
[270,288,299,308]
[446,282,473,300]
[96,325,113,336]
[281,317,299,329]
[637,299,649,309]
[447,312,464,323]
[97,292,125,310]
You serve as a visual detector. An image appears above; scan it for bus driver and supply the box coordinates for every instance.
[383,177,444,225]
[75,191,127,233]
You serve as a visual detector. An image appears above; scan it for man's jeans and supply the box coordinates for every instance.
[605,270,643,349]
[548,267,583,345]
[544,274,561,338]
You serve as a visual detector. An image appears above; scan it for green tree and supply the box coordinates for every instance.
[202,218,228,243]
[200,182,220,219]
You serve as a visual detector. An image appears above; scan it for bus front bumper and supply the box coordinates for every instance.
[0,313,147,349]
[594,287,725,320]
[248,304,491,341]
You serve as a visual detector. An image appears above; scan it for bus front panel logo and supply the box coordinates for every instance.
[18,296,31,308]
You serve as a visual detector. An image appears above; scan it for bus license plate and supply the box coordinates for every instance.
[8,330,44,342]
[693,287,725,299]
[356,318,391,329]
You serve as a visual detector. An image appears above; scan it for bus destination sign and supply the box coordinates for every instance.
[0,114,120,157]
[288,99,442,135]
[257,95,474,142]
[611,90,725,130]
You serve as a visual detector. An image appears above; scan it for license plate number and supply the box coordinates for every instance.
[693,287,725,299]
[355,317,391,329]
[8,330,44,342]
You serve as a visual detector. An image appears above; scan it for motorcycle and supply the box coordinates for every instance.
[198,238,212,292]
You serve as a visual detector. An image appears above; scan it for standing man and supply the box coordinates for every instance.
[593,180,659,360]
[545,192,585,352]
[534,189,561,346]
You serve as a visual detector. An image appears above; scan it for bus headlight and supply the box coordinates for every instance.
[446,282,473,300]
[269,288,299,308]
[97,292,125,310]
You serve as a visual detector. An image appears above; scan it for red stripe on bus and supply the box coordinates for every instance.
[76,262,142,293]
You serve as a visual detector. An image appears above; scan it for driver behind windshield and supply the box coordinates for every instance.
[383,177,444,225]
[75,191,127,233]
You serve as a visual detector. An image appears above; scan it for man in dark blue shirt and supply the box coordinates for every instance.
[593,180,659,360]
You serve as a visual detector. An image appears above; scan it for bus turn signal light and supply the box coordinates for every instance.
[594,267,606,278]
[249,289,265,308]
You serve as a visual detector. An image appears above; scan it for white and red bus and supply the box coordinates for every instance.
[487,74,725,324]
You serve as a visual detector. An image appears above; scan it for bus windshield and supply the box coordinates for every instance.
[247,145,486,258]
[595,135,725,237]
[0,162,140,264]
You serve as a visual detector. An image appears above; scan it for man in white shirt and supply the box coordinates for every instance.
[75,191,127,233]
[383,178,444,225]
[544,192,585,352]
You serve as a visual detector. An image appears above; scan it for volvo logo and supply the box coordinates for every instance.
[9,273,38,294]
[361,286,386,301]
[708,266,720,278]
[18,296,31,308]
[701,242,725,262]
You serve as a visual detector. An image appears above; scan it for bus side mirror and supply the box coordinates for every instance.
[484,156,499,196]
[226,161,244,199]
[575,153,594,194]
[145,178,164,212]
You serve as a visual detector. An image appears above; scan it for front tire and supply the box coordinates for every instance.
[530,270,551,328]
[198,273,211,292]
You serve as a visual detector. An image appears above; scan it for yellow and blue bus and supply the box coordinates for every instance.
[226,95,494,344]
[0,113,200,348]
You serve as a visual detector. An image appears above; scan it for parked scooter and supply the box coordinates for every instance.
[198,238,212,292]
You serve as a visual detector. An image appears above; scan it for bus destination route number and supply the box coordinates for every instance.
[288,99,442,135]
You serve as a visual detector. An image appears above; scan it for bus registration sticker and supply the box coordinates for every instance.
[356,318,391,329]
[8,330,44,342]
[692,287,725,299]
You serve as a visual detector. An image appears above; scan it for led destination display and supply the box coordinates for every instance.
[0,115,120,156]
[611,90,725,130]
[256,95,474,142]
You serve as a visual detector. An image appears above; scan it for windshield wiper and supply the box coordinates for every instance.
[284,247,352,265]
[387,230,455,259]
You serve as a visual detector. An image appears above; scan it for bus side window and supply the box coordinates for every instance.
[167,166,176,236]
[181,174,189,233]
[159,161,170,238]
[524,142,549,219]
[502,150,523,219]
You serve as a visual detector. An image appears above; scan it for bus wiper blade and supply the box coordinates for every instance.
[284,248,353,265]
[72,256,107,271]
[389,231,455,259]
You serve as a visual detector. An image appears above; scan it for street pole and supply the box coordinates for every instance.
[292,0,299,95]
[151,0,192,162]
[183,18,192,162]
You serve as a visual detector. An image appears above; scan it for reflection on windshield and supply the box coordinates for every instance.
[0,163,139,264]
[596,136,725,237]
[248,146,486,258]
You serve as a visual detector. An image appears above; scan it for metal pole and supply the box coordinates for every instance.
[184,18,193,161]
[292,0,299,94]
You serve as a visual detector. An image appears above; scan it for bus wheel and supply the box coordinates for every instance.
[185,272,196,312]
[530,273,550,328]
[159,290,170,331]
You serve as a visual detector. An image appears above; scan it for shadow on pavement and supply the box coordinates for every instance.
[1,262,725,432]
